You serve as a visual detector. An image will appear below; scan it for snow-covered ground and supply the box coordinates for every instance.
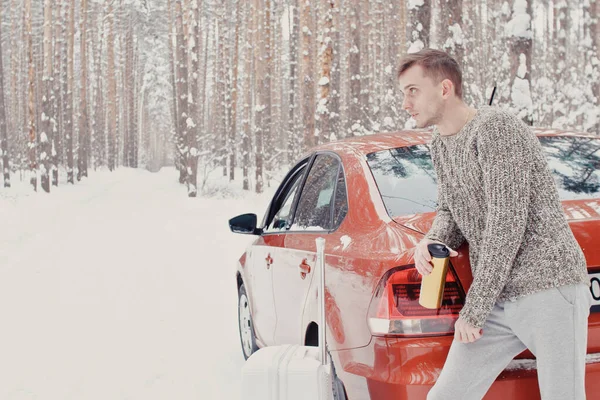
[0,167,275,400]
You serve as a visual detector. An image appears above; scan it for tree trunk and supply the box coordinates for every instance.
[316,0,334,142]
[107,1,117,171]
[348,0,361,136]
[230,1,240,181]
[287,0,300,163]
[440,0,464,82]
[406,0,431,52]
[175,0,191,191]
[553,0,568,126]
[40,0,53,193]
[186,0,200,197]
[78,0,89,180]
[0,1,10,187]
[66,0,74,182]
[25,0,36,191]
[51,0,63,186]
[242,0,252,190]
[299,0,315,149]
[508,0,533,124]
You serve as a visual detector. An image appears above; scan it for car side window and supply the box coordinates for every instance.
[291,154,340,231]
[265,173,304,232]
[332,167,348,229]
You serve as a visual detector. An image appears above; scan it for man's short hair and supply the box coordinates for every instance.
[397,49,463,99]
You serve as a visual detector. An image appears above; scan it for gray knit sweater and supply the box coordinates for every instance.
[424,106,589,329]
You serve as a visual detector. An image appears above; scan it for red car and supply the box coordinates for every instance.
[229,128,600,399]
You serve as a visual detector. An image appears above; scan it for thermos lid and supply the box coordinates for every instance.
[427,243,450,258]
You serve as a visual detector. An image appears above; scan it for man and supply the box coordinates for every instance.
[398,49,591,399]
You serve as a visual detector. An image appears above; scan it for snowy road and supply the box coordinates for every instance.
[0,168,270,400]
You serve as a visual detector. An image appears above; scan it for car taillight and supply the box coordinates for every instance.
[367,265,465,336]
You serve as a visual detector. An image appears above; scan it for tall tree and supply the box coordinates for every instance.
[241,0,252,190]
[316,0,335,142]
[51,0,64,186]
[507,0,533,124]
[25,0,36,190]
[66,0,75,182]
[78,0,89,179]
[0,0,10,187]
[299,0,315,147]
[552,0,568,127]
[107,1,117,171]
[287,0,300,163]
[347,0,361,136]
[40,0,53,192]
[406,0,431,53]
[186,0,200,196]
[230,0,241,181]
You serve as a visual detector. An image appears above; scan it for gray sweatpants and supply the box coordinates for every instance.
[428,283,592,400]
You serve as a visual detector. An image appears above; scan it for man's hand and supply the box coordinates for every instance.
[454,316,482,343]
[413,238,458,276]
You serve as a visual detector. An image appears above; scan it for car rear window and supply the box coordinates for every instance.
[366,136,600,218]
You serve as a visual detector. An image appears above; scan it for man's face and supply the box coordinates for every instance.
[398,65,444,128]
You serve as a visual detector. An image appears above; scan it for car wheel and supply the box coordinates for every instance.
[238,284,259,360]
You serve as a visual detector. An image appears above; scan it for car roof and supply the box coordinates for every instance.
[307,128,599,159]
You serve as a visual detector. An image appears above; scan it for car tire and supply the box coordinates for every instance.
[238,284,259,360]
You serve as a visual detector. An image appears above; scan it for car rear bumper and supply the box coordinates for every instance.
[332,336,600,400]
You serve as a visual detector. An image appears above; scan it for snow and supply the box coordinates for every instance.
[318,77,330,86]
[505,0,532,39]
[0,167,273,400]
[408,39,425,54]
[407,0,425,10]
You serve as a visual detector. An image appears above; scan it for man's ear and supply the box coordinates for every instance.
[441,79,454,99]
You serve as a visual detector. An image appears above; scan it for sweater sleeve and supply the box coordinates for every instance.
[424,186,466,250]
[458,113,532,329]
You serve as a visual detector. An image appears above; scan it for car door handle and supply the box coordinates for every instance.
[265,253,273,269]
[299,259,311,279]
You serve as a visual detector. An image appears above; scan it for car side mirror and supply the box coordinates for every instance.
[229,213,263,235]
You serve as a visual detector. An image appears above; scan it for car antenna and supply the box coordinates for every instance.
[488,83,497,106]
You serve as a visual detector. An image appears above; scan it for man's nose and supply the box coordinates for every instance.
[402,96,411,111]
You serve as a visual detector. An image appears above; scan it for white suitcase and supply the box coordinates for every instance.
[241,344,333,400]
[241,238,336,400]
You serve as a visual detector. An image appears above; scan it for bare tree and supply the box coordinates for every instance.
[287,0,300,163]
[507,0,533,124]
[78,0,89,179]
[40,0,53,192]
[230,0,241,181]
[107,1,117,171]
[0,0,10,187]
[316,0,335,142]
[25,0,37,190]
[66,0,75,182]
[299,0,315,147]
[241,0,252,190]
[407,0,431,52]
[347,0,361,136]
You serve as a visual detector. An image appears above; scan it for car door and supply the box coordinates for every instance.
[272,153,346,344]
[249,161,308,346]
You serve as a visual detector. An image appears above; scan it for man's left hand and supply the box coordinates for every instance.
[454,316,482,343]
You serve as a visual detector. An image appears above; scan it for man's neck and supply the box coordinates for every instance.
[436,103,475,136]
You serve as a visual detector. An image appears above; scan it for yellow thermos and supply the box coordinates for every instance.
[419,243,450,309]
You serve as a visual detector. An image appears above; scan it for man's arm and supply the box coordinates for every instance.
[458,113,532,329]
[424,183,465,250]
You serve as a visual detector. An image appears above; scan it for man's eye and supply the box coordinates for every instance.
[410,88,417,95]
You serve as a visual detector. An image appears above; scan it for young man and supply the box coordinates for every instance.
[398,49,591,399]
